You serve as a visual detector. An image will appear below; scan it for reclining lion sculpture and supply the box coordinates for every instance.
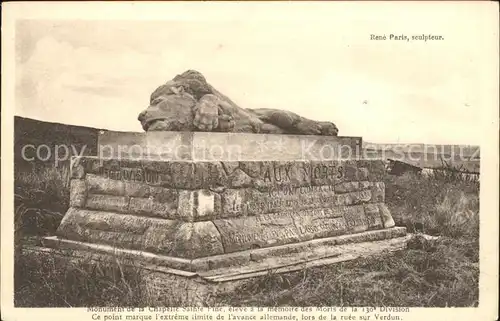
[138,70,339,136]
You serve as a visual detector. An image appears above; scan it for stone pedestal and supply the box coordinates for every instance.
[42,133,407,305]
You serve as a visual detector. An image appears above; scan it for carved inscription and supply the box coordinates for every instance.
[261,164,294,183]
[214,206,370,253]
[222,184,374,216]
[99,167,164,185]
[258,162,345,185]
[214,213,301,252]
[301,163,344,181]
[222,185,339,216]
[341,205,369,233]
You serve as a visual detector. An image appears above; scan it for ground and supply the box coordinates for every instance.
[13,162,479,307]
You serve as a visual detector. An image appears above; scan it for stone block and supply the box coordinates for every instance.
[192,252,251,272]
[363,204,384,229]
[334,190,372,206]
[221,161,240,176]
[85,194,130,213]
[178,190,220,221]
[238,161,262,178]
[227,168,253,188]
[71,158,387,190]
[189,162,228,189]
[98,131,362,161]
[55,208,183,255]
[86,174,125,196]
[334,182,359,193]
[70,157,86,179]
[379,203,396,228]
[289,208,348,242]
[359,181,371,190]
[342,205,368,233]
[370,182,385,203]
[69,179,87,208]
[213,213,300,253]
[212,205,368,254]
[220,189,247,218]
[171,222,224,258]
[129,197,175,219]
[361,160,386,181]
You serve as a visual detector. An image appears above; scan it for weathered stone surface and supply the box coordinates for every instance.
[171,222,224,258]
[85,194,130,213]
[342,205,368,233]
[363,204,384,229]
[129,197,176,219]
[69,179,87,208]
[249,242,311,262]
[177,190,220,221]
[359,181,371,190]
[213,205,370,254]
[334,190,372,206]
[370,182,385,203]
[45,226,408,281]
[124,180,153,197]
[56,208,227,258]
[221,185,338,217]
[72,157,387,190]
[86,174,125,196]
[220,189,246,218]
[379,203,396,228]
[309,161,347,186]
[228,168,253,188]
[70,158,86,179]
[251,161,349,189]
[239,161,265,178]
[192,251,251,272]
[289,208,348,242]
[189,162,228,189]
[56,208,182,255]
[357,167,369,180]
[213,213,300,253]
[334,182,360,193]
[98,132,362,162]
[221,161,240,176]
[137,70,339,136]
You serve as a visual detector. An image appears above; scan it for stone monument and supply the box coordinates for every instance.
[42,71,409,306]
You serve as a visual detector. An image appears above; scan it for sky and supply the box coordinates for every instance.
[14,3,496,145]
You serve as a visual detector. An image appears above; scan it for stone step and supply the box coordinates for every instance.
[42,226,407,278]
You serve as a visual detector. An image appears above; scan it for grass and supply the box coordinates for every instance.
[14,166,70,250]
[15,249,148,307]
[13,165,479,307]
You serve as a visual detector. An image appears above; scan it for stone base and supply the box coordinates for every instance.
[38,227,409,305]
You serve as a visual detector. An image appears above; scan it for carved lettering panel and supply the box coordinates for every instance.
[213,213,300,253]
[213,205,370,253]
[290,208,348,241]
[342,205,369,233]
[221,185,338,216]
[74,158,380,189]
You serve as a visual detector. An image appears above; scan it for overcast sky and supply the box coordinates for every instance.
[14,3,496,144]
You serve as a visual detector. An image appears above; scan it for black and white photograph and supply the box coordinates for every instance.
[1,2,498,321]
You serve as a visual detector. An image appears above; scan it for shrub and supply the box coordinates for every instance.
[15,166,70,238]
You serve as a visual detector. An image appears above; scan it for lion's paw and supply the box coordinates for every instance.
[193,94,219,131]
[218,114,235,131]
